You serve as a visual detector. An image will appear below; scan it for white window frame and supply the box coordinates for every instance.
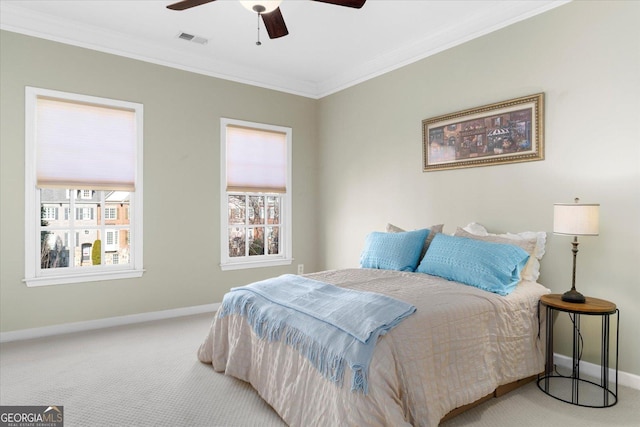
[24,87,144,286]
[220,118,292,271]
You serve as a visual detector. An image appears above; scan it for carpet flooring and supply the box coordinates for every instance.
[1,313,638,426]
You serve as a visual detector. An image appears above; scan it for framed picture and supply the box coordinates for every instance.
[422,93,544,171]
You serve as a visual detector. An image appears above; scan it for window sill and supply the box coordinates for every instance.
[24,269,145,287]
[220,258,293,271]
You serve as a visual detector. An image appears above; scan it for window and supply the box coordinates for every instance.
[42,207,58,220]
[220,118,292,270]
[75,207,94,221]
[105,207,117,220]
[105,229,120,252]
[24,87,144,286]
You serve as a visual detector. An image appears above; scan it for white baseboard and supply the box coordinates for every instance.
[0,303,220,343]
[554,353,640,391]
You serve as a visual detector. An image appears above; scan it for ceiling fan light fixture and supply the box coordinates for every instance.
[240,0,282,14]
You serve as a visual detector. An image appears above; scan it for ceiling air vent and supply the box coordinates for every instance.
[177,32,208,45]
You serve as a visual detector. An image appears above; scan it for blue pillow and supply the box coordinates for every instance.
[416,234,530,296]
[360,229,430,272]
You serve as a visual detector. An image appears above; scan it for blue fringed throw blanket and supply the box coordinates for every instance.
[218,274,416,394]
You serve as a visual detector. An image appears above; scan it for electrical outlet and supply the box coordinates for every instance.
[297,264,304,275]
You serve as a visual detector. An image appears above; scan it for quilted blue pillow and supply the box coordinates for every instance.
[416,234,530,296]
[360,229,430,272]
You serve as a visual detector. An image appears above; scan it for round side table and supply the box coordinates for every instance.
[537,293,618,407]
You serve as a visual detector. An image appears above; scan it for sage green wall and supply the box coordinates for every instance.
[317,1,639,376]
[0,30,318,331]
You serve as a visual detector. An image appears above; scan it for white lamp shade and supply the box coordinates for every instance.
[553,203,600,236]
[240,0,282,13]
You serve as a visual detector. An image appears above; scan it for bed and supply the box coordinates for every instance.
[198,224,550,426]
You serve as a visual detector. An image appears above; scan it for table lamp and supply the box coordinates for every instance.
[553,198,600,303]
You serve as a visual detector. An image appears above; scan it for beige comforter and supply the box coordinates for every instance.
[198,268,549,426]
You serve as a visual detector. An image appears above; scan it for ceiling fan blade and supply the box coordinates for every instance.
[262,7,289,39]
[311,0,366,8]
[166,0,216,11]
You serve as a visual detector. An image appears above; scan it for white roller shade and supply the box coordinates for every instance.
[36,96,137,191]
[226,125,287,193]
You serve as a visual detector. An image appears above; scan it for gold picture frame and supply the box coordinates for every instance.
[422,93,544,171]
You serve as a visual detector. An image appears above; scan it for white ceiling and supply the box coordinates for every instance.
[0,0,568,99]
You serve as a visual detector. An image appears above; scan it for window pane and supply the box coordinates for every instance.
[41,229,70,269]
[229,227,246,257]
[38,188,133,269]
[248,196,265,225]
[228,195,246,225]
[105,229,130,266]
[248,227,265,256]
[266,226,279,255]
[105,191,130,225]
[40,189,71,269]
[267,196,280,224]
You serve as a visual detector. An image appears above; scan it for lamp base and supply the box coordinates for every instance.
[561,289,586,304]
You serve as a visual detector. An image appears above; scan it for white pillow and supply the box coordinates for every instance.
[462,222,546,281]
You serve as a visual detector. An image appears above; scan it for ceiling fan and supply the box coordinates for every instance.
[167,0,366,42]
